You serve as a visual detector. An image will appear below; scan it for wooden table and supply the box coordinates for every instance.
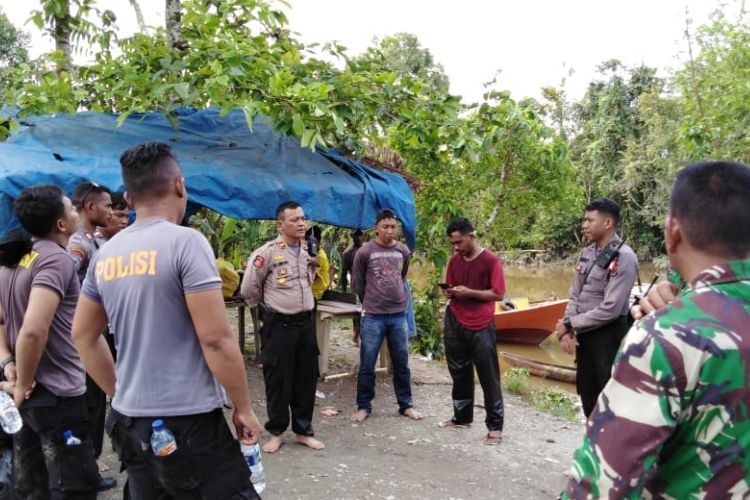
[226,298,389,377]
[224,298,261,359]
[316,300,389,379]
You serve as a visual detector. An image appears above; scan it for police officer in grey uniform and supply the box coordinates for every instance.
[556,198,638,417]
[241,201,325,454]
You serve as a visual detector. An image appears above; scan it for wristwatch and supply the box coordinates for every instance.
[0,355,14,371]
[563,317,572,331]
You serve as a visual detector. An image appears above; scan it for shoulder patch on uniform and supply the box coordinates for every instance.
[18,251,39,269]
[253,255,266,268]
[69,248,86,260]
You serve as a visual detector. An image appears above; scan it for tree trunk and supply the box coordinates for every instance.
[130,0,147,32]
[166,0,182,49]
[54,0,72,72]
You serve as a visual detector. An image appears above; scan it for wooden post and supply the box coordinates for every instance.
[316,311,331,379]
[238,305,245,353]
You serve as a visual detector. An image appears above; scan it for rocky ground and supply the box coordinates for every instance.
[99,320,584,500]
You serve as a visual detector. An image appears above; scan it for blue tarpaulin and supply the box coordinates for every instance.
[0,108,416,248]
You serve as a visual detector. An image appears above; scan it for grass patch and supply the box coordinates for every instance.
[502,367,579,422]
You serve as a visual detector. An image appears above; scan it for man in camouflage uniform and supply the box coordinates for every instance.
[563,161,750,498]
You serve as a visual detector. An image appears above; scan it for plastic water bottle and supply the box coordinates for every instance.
[241,442,266,494]
[0,391,21,434]
[150,420,177,457]
[63,430,81,445]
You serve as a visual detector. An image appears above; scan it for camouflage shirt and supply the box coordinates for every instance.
[563,260,750,499]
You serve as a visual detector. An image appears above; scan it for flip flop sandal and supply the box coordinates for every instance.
[438,419,472,429]
[483,432,503,446]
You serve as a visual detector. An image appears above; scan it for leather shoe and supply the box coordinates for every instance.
[97,476,117,492]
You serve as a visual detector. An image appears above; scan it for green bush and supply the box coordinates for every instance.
[502,367,531,396]
[532,387,579,421]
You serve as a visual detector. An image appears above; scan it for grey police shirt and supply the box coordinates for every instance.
[81,219,225,417]
[0,240,86,397]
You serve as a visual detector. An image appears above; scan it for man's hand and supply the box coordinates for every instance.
[448,285,471,298]
[555,319,569,341]
[630,281,680,320]
[560,332,578,355]
[13,379,35,408]
[233,406,263,445]
[3,362,16,384]
[441,287,453,299]
[308,256,319,268]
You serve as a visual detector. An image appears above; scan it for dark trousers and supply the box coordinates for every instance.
[14,388,98,500]
[443,308,504,431]
[84,375,105,458]
[260,312,318,436]
[106,408,259,500]
[576,316,629,417]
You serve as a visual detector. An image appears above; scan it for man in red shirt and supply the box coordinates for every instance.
[439,218,505,445]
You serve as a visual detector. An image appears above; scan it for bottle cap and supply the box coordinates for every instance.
[152,419,164,430]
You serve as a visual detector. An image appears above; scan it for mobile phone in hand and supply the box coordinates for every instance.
[438,283,450,289]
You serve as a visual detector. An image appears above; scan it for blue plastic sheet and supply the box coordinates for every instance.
[0,108,416,248]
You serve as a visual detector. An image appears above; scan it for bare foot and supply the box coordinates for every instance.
[295,434,325,450]
[262,435,284,453]
[351,409,370,422]
[402,408,424,420]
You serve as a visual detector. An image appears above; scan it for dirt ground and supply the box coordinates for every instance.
[99,320,584,500]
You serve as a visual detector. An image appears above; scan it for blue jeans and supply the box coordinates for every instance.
[356,312,414,413]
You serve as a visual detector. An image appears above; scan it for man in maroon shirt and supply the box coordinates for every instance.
[439,218,505,445]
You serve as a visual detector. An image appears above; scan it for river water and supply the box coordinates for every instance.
[498,262,660,393]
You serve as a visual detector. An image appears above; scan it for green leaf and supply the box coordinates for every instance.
[173,83,190,100]
[292,114,304,137]
[300,128,315,148]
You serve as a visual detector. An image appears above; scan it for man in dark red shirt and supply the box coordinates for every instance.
[439,218,505,445]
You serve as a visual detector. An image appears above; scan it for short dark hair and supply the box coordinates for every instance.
[671,161,750,257]
[351,229,364,237]
[71,181,111,209]
[275,201,301,220]
[305,225,322,241]
[375,208,397,224]
[14,184,66,238]
[585,198,620,226]
[0,239,33,267]
[446,217,475,236]
[110,191,128,210]
[119,141,180,201]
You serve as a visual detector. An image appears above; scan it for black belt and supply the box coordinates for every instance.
[274,310,313,323]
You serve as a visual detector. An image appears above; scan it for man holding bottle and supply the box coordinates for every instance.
[0,184,103,499]
[72,142,264,499]
[241,201,325,454]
